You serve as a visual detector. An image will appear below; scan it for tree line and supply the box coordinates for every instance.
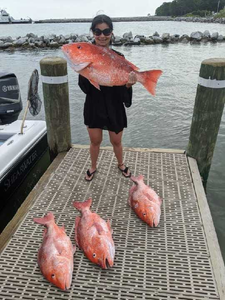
[155,0,225,17]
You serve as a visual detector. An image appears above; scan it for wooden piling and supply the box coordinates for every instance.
[40,57,71,161]
[187,58,225,184]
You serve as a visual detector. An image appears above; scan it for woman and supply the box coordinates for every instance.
[78,14,137,181]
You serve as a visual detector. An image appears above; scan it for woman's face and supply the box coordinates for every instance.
[92,22,112,47]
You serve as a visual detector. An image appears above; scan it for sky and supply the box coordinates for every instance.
[1,0,167,20]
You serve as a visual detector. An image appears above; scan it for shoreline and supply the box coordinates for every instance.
[34,16,172,23]
[33,16,225,24]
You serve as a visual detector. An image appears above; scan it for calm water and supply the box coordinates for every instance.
[0,21,225,260]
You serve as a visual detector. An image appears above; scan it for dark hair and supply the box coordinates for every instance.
[90,14,113,31]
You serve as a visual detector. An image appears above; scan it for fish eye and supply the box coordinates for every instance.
[93,253,96,258]
[143,213,146,216]
[77,45,82,49]
[51,274,55,278]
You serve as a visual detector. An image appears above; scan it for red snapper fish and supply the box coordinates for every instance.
[33,212,75,290]
[73,198,115,269]
[62,42,162,95]
[128,175,162,227]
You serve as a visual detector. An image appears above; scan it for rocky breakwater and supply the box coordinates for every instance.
[174,16,225,24]
[0,30,224,51]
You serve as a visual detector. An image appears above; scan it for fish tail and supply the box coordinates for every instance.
[33,212,55,225]
[73,198,92,211]
[138,70,162,96]
[131,174,144,181]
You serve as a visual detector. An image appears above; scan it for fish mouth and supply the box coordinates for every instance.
[100,257,113,269]
[105,258,111,269]
[105,257,113,269]
[62,274,72,291]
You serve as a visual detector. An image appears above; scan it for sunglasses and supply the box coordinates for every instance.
[93,28,112,36]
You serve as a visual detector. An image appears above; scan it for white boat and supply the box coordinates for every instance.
[0,9,32,24]
[0,9,10,23]
[0,120,48,210]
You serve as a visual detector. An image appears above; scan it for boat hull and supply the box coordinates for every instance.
[0,120,48,211]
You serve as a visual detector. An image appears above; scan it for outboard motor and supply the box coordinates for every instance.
[0,72,23,124]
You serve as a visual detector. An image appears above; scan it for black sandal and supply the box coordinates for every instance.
[118,164,131,178]
[85,169,96,181]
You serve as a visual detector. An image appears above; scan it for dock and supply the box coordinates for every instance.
[0,145,224,299]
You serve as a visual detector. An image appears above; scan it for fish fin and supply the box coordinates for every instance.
[75,216,81,248]
[70,62,91,72]
[143,190,162,205]
[43,228,47,237]
[138,174,144,181]
[138,70,162,96]
[125,59,139,71]
[89,80,101,90]
[159,197,163,205]
[128,196,131,206]
[73,245,76,254]
[73,198,92,211]
[107,220,113,234]
[128,185,136,206]
[33,212,54,225]
[93,223,104,235]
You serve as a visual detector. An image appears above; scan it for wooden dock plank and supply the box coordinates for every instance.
[188,157,225,298]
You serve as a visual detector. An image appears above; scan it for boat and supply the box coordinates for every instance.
[0,9,10,23]
[0,9,32,24]
[0,120,48,212]
[0,70,49,232]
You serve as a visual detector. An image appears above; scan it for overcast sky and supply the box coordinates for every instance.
[1,0,167,20]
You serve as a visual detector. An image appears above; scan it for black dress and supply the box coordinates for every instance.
[78,50,132,134]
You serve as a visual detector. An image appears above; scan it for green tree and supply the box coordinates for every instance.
[155,2,171,16]
[155,0,225,16]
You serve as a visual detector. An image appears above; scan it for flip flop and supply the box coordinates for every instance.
[118,164,131,178]
[85,169,96,181]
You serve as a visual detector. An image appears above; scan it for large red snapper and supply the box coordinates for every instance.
[62,42,162,95]
[128,175,162,227]
[73,198,115,269]
[33,212,75,290]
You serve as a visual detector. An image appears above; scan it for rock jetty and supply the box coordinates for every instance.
[34,16,172,23]
[33,16,225,24]
[0,30,224,51]
[174,16,225,24]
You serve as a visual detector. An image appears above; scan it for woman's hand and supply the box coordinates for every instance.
[126,71,137,88]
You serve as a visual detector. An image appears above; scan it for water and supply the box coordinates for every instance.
[1,20,225,38]
[0,21,225,260]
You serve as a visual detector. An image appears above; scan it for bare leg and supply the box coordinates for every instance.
[108,130,123,165]
[86,128,102,180]
[108,130,131,177]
